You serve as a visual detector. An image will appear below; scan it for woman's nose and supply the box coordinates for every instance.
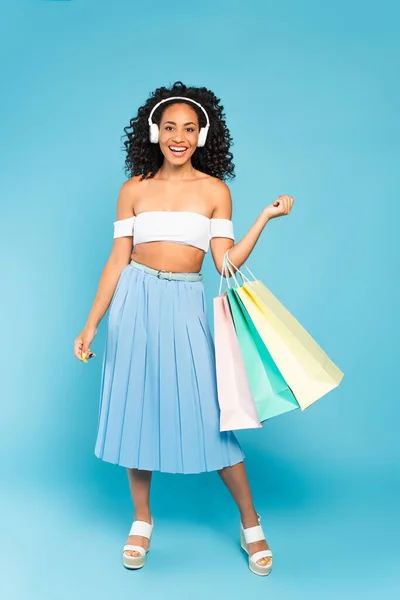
[172,130,186,142]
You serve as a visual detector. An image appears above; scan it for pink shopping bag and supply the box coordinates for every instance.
[213,293,262,432]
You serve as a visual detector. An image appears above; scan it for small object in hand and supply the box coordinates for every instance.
[82,352,96,363]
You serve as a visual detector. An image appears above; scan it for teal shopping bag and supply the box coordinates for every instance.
[226,288,300,422]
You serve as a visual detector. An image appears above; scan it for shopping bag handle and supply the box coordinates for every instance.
[222,252,240,292]
[218,251,258,295]
[218,252,230,295]
[218,251,239,295]
[225,253,257,283]
[225,252,258,283]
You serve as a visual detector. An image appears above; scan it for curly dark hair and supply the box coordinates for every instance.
[121,81,235,181]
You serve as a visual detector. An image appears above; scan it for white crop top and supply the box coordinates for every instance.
[113,211,234,253]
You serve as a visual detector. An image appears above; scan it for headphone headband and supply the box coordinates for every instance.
[147,96,210,147]
[147,96,210,127]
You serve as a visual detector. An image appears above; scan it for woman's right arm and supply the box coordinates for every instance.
[74,180,136,362]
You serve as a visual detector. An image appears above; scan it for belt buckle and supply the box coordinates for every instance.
[157,270,173,280]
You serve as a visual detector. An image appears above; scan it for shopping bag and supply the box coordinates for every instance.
[224,253,344,410]
[226,287,300,421]
[213,292,262,431]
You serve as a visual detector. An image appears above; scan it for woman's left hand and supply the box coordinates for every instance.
[263,195,294,220]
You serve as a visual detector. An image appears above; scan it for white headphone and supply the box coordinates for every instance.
[148,96,210,147]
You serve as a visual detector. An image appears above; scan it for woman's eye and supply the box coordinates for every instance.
[164,126,195,132]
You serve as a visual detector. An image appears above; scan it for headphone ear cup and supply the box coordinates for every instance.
[149,123,159,144]
[197,126,208,147]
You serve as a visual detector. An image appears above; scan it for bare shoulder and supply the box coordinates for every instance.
[115,175,142,219]
[120,174,143,196]
[205,176,232,219]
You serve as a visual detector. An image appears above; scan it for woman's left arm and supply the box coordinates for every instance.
[210,180,294,275]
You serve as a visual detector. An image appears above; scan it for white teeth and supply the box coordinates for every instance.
[169,146,187,152]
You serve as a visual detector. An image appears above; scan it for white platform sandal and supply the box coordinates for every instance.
[240,514,273,576]
[122,518,154,570]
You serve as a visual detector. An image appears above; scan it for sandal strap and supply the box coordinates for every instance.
[129,519,153,538]
[242,523,265,544]
[250,549,273,564]
[123,544,145,556]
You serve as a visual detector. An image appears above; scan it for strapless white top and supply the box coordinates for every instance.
[113,211,234,253]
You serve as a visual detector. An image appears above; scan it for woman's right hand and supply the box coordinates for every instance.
[74,325,98,362]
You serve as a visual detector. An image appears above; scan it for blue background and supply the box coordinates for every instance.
[1,0,399,598]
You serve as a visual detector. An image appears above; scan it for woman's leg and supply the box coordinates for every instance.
[218,461,272,566]
[124,468,153,557]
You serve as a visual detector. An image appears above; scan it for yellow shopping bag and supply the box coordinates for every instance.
[224,253,344,410]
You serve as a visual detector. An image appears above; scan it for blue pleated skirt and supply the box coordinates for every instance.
[94,259,245,474]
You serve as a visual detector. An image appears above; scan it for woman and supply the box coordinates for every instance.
[74,81,294,576]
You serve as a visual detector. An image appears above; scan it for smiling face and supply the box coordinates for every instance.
[158,102,200,164]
